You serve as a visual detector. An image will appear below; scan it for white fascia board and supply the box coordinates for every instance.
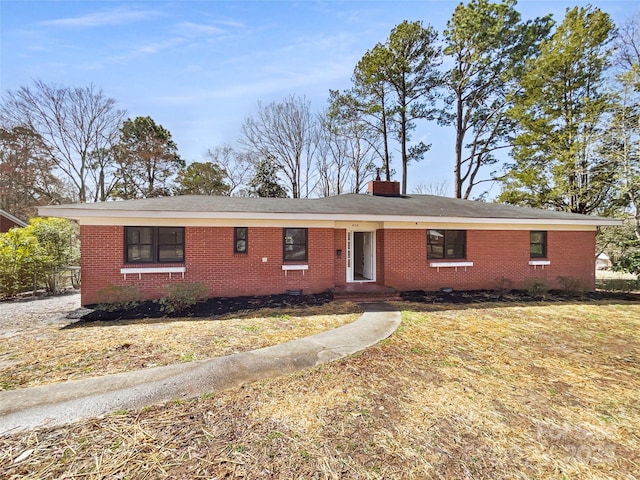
[0,210,27,227]
[38,206,622,228]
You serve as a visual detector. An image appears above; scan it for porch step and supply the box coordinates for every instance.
[329,285,402,303]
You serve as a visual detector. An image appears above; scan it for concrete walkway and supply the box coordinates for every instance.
[0,303,400,436]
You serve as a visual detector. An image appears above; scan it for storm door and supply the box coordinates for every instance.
[347,230,375,282]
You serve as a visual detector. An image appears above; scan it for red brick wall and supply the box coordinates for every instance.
[0,215,23,233]
[368,180,400,196]
[376,229,385,285]
[80,225,337,306]
[79,225,596,305]
[334,229,346,288]
[380,229,596,292]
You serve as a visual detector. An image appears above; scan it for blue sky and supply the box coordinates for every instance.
[1,0,637,196]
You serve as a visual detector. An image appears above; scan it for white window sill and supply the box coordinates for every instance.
[529,260,550,269]
[282,264,309,275]
[121,266,185,280]
[429,261,473,272]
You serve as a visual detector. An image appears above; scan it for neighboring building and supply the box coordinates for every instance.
[596,253,612,270]
[0,209,27,233]
[39,181,621,306]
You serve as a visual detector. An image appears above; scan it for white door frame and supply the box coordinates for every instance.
[346,230,376,283]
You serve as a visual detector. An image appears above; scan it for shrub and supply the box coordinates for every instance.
[0,217,79,297]
[95,285,141,312]
[0,228,38,297]
[27,217,79,293]
[596,278,640,293]
[556,276,589,296]
[494,277,514,294]
[522,278,549,298]
[614,250,640,275]
[157,282,209,314]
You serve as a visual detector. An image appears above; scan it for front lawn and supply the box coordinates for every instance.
[2,301,639,479]
[0,303,361,390]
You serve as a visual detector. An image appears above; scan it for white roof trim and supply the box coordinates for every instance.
[0,209,27,227]
[38,207,622,227]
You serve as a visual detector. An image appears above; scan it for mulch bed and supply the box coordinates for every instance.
[80,288,640,322]
[81,292,335,322]
[400,288,640,304]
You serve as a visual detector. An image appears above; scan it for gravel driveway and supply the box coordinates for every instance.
[0,292,83,336]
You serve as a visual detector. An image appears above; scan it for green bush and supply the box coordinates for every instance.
[0,217,79,297]
[157,282,209,314]
[28,217,79,293]
[0,228,38,297]
[556,276,589,296]
[614,249,640,275]
[95,285,142,312]
[522,278,549,298]
[596,278,640,293]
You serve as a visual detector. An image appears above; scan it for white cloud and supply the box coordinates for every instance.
[175,22,226,37]
[41,7,161,28]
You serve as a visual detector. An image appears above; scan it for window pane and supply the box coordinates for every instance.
[530,244,544,257]
[530,231,546,258]
[283,228,307,261]
[158,227,182,245]
[139,227,152,244]
[234,227,248,253]
[159,245,183,262]
[445,230,465,259]
[157,227,184,262]
[285,244,306,261]
[129,245,153,262]
[428,229,466,259]
[530,231,544,243]
[427,230,444,259]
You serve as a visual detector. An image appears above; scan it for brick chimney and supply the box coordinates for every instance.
[367,180,401,196]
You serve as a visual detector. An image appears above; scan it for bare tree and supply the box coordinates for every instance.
[205,145,253,196]
[320,96,379,196]
[411,180,449,196]
[240,94,319,198]
[607,13,640,239]
[0,80,125,203]
[615,11,640,70]
[0,126,69,219]
[316,110,351,197]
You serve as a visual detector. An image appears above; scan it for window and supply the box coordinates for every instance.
[427,229,466,259]
[234,227,248,254]
[125,227,184,263]
[530,231,547,258]
[283,228,308,262]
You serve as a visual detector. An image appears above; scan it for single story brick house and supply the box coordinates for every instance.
[0,209,27,233]
[39,181,621,306]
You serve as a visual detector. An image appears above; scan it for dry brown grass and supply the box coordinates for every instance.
[0,303,361,390]
[1,300,639,479]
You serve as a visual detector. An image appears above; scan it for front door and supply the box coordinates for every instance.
[347,230,375,282]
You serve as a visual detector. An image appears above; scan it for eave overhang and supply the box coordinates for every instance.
[38,205,623,228]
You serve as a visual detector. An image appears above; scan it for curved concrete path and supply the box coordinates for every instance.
[0,303,400,436]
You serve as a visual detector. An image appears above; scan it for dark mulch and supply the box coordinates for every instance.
[81,292,335,322]
[78,288,640,323]
[400,288,640,304]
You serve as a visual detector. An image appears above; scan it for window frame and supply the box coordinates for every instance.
[124,226,185,264]
[234,227,248,254]
[530,231,547,259]
[282,227,308,262]
[427,229,467,260]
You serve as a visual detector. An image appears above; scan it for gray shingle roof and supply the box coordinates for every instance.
[39,193,619,224]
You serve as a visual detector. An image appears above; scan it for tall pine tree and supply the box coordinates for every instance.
[499,6,615,214]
